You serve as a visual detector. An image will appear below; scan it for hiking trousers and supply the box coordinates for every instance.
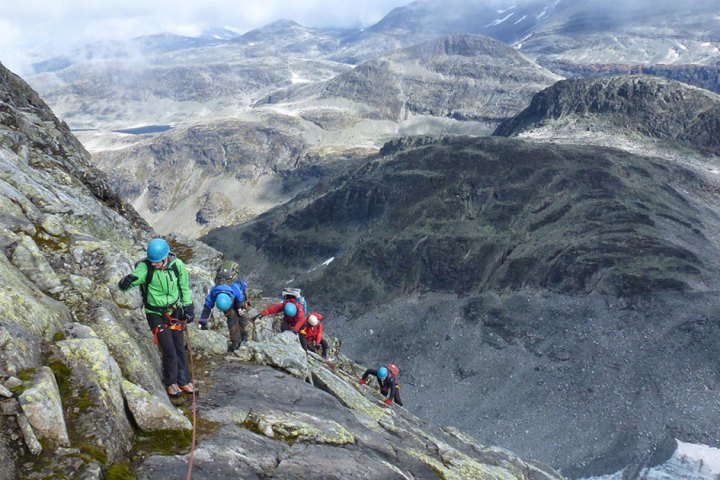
[299,334,328,358]
[381,385,403,406]
[226,309,249,349]
[147,311,188,387]
[226,310,249,345]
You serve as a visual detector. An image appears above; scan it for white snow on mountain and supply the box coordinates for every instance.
[537,6,548,19]
[512,33,533,49]
[486,12,515,27]
[497,5,517,14]
[582,441,720,480]
[514,14,528,24]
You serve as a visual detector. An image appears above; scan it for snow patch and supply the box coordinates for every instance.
[496,5,516,13]
[581,441,720,480]
[291,71,311,84]
[537,7,548,19]
[305,257,335,274]
[676,441,720,474]
[514,15,528,24]
[512,33,533,49]
[486,12,515,27]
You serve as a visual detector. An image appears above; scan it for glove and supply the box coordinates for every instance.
[384,399,393,406]
[183,304,195,323]
[358,378,366,385]
[118,274,137,291]
[199,319,208,330]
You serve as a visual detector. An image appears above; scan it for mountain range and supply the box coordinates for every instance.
[6,0,720,478]
[25,0,720,237]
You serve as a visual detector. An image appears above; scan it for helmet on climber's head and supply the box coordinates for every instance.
[147,238,170,263]
[308,314,319,326]
[283,302,298,317]
[215,293,232,312]
[377,367,388,380]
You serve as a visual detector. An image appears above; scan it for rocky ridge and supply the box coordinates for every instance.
[0,60,559,479]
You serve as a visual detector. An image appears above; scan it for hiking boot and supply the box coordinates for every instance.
[166,384,182,397]
[179,383,196,394]
[229,339,245,352]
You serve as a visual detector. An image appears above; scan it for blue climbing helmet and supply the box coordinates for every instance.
[215,293,232,312]
[377,367,388,380]
[147,238,170,262]
[283,302,297,317]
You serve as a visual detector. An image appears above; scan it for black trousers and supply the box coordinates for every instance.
[299,334,328,357]
[381,385,403,406]
[147,310,188,387]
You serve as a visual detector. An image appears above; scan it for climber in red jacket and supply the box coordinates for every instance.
[300,312,329,358]
[254,288,306,333]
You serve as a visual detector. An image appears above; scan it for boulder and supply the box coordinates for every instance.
[244,409,355,445]
[120,380,191,431]
[54,337,133,463]
[231,331,309,378]
[18,366,70,447]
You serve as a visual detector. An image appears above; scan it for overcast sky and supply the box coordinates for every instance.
[0,0,412,75]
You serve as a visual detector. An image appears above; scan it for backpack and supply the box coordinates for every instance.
[282,287,308,314]
[215,260,240,285]
[387,363,400,380]
[135,255,181,306]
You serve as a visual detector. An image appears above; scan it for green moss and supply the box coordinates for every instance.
[31,231,70,252]
[78,443,108,464]
[47,358,72,397]
[133,429,192,456]
[53,331,66,342]
[16,368,36,382]
[106,461,136,480]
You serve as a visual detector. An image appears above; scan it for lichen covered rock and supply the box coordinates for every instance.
[121,380,191,431]
[18,366,70,447]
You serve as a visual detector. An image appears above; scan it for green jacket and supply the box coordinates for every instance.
[128,255,192,313]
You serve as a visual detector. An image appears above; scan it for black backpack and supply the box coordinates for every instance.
[215,260,240,285]
[135,255,181,306]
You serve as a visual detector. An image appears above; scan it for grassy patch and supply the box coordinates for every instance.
[133,429,192,456]
[106,461,136,480]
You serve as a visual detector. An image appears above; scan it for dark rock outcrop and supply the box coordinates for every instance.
[494,75,720,155]
[536,59,720,94]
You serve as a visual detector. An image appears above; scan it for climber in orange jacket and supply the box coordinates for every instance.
[300,312,328,358]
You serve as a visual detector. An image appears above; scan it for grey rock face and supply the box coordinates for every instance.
[134,362,561,480]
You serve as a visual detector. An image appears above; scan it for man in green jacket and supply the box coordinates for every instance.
[118,238,196,397]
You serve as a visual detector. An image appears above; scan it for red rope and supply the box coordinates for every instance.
[184,327,197,480]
